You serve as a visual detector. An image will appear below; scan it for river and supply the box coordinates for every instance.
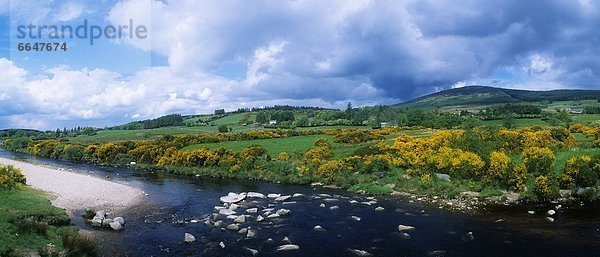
[1,150,599,257]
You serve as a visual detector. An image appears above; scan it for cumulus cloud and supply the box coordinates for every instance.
[2,0,600,129]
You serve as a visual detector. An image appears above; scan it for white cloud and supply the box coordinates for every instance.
[3,0,600,129]
[53,2,83,22]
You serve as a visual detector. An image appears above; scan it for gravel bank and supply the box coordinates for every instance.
[0,157,144,212]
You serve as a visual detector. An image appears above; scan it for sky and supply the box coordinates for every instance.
[0,0,599,130]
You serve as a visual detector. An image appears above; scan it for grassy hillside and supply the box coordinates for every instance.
[396,86,600,109]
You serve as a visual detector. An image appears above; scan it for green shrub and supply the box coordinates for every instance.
[559,155,599,188]
[522,147,555,176]
[0,164,26,189]
[217,125,229,133]
[13,216,48,235]
[61,230,97,257]
[80,209,96,219]
[532,175,559,201]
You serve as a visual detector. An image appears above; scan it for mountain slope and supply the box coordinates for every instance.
[395,86,600,109]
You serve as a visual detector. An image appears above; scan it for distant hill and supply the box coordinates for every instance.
[395,86,600,109]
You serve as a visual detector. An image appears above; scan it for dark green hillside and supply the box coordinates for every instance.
[396,86,600,109]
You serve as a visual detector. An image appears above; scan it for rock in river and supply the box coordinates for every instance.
[91,216,103,227]
[462,232,475,242]
[184,233,196,243]
[398,225,416,232]
[375,206,385,212]
[234,215,246,223]
[219,209,236,215]
[247,192,265,198]
[277,244,300,251]
[256,215,265,222]
[220,192,246,204]
[244,247,259,256]
[113,217,125,225]
[267,193,281,198]
[101,218,113,227]
[347,248,373,257]
[313,225,326,232]
[226,224,240,231]
[247,229,257,238]
[276,209,291,216]
[109,221,123,231]
[275,195,292,201]
[547,210,556,216]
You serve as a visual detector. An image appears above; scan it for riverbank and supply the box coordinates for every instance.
[0,157,145,213]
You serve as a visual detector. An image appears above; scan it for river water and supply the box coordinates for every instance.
[1,150,599,257]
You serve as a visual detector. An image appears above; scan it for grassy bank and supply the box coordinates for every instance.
[0,187,94,257]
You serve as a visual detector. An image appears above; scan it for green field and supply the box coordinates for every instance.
[574,114,600,124]
[68,126,217,143]
[181,128,437,158]
[182,134,367,158]
[553,148,600,173]
[0,187,74,255]
[480,118,550,128]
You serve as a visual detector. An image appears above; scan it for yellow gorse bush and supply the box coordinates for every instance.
[0,164,26,189]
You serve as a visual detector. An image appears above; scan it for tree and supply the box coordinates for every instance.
[218,125,229,133]
[294,116,309,127]
[557,109,572,126]
[255,112,269,124]
[502,113,516,129]
[345,102,354,120]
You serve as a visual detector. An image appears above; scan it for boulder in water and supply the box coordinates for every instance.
[276,244,299,251]
[375,206,385,212]
[275,195,292,201]
[95,210,106,219]
[246,208,258,214]
[347,248,373,257]
[244,247,258,256]
[276,209,291,216]
[113,217,125,225]
[247,192,265,198]
[256,215,265,222]
[313,225,326,232]
[234,215,246,223]
[398,225,415,232]
[226,224,240,231]
[267,193,281,198]
[219,209,236,215]
[91,216,103,227]
[247,229,257,238]
[184,233,196,243]
[110,221,123,231]
[101,218,113,227]
[462,232,475,242]
[220,192,246,204]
